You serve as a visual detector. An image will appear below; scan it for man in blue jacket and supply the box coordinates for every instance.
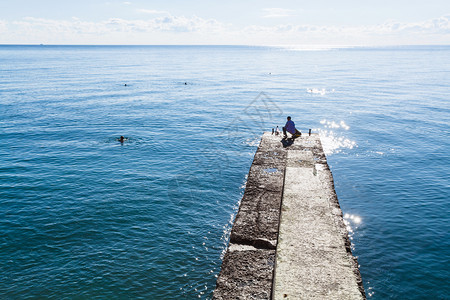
[283,116,301,139]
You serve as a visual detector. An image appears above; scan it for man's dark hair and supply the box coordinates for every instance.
[287,116,291,120]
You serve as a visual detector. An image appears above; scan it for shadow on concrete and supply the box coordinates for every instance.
[281,137,294,148]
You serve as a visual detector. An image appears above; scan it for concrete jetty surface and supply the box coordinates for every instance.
[213,132,365,299]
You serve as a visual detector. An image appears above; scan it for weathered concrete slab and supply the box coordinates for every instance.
[244,165,285,193]
[213,246,275,300]
[214,132,365,300]
[231,189,282,248]
[229,143,286,249]
[273,150,364,299]
[213,134,287,300]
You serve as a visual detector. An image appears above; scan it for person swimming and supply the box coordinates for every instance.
[118,136,126,143]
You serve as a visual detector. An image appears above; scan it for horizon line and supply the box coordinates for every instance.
[1,43,450,48]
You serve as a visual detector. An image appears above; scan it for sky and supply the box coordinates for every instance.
[0,0,449,45]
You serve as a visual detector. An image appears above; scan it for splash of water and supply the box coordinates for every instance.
[307,88,335,95]
[245,136,261,147]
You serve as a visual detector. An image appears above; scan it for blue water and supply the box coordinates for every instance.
[0,45,449,299]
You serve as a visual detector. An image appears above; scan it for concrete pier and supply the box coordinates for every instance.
[213,132,365,299]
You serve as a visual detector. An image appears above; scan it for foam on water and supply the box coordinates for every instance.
[307,88,335,95]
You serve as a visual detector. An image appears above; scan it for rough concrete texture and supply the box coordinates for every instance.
[229,147,286,249]
[213,247,275,300]
[273,149,365,300]
[213,132,365,300]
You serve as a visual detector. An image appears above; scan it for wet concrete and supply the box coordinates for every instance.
[213,133,365,300]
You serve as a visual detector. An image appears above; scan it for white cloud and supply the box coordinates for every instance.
[1,15,449,45]
[378,15,450,35]
[14,15,225,34]
[123,1,131,5]
[262,8,295,18]
[242,15,450,45]
[0,20,7,33]
[2,15,229,44]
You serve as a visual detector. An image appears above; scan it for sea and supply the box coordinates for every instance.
[0,45,449,299]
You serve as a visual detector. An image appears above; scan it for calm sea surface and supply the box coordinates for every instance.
[0,45,449,299]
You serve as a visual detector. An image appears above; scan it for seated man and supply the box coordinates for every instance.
[283,116,301,139]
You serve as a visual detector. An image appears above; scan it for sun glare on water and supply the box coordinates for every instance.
[317,119,356,155]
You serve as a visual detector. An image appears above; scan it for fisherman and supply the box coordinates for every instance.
[283,116,301,139]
